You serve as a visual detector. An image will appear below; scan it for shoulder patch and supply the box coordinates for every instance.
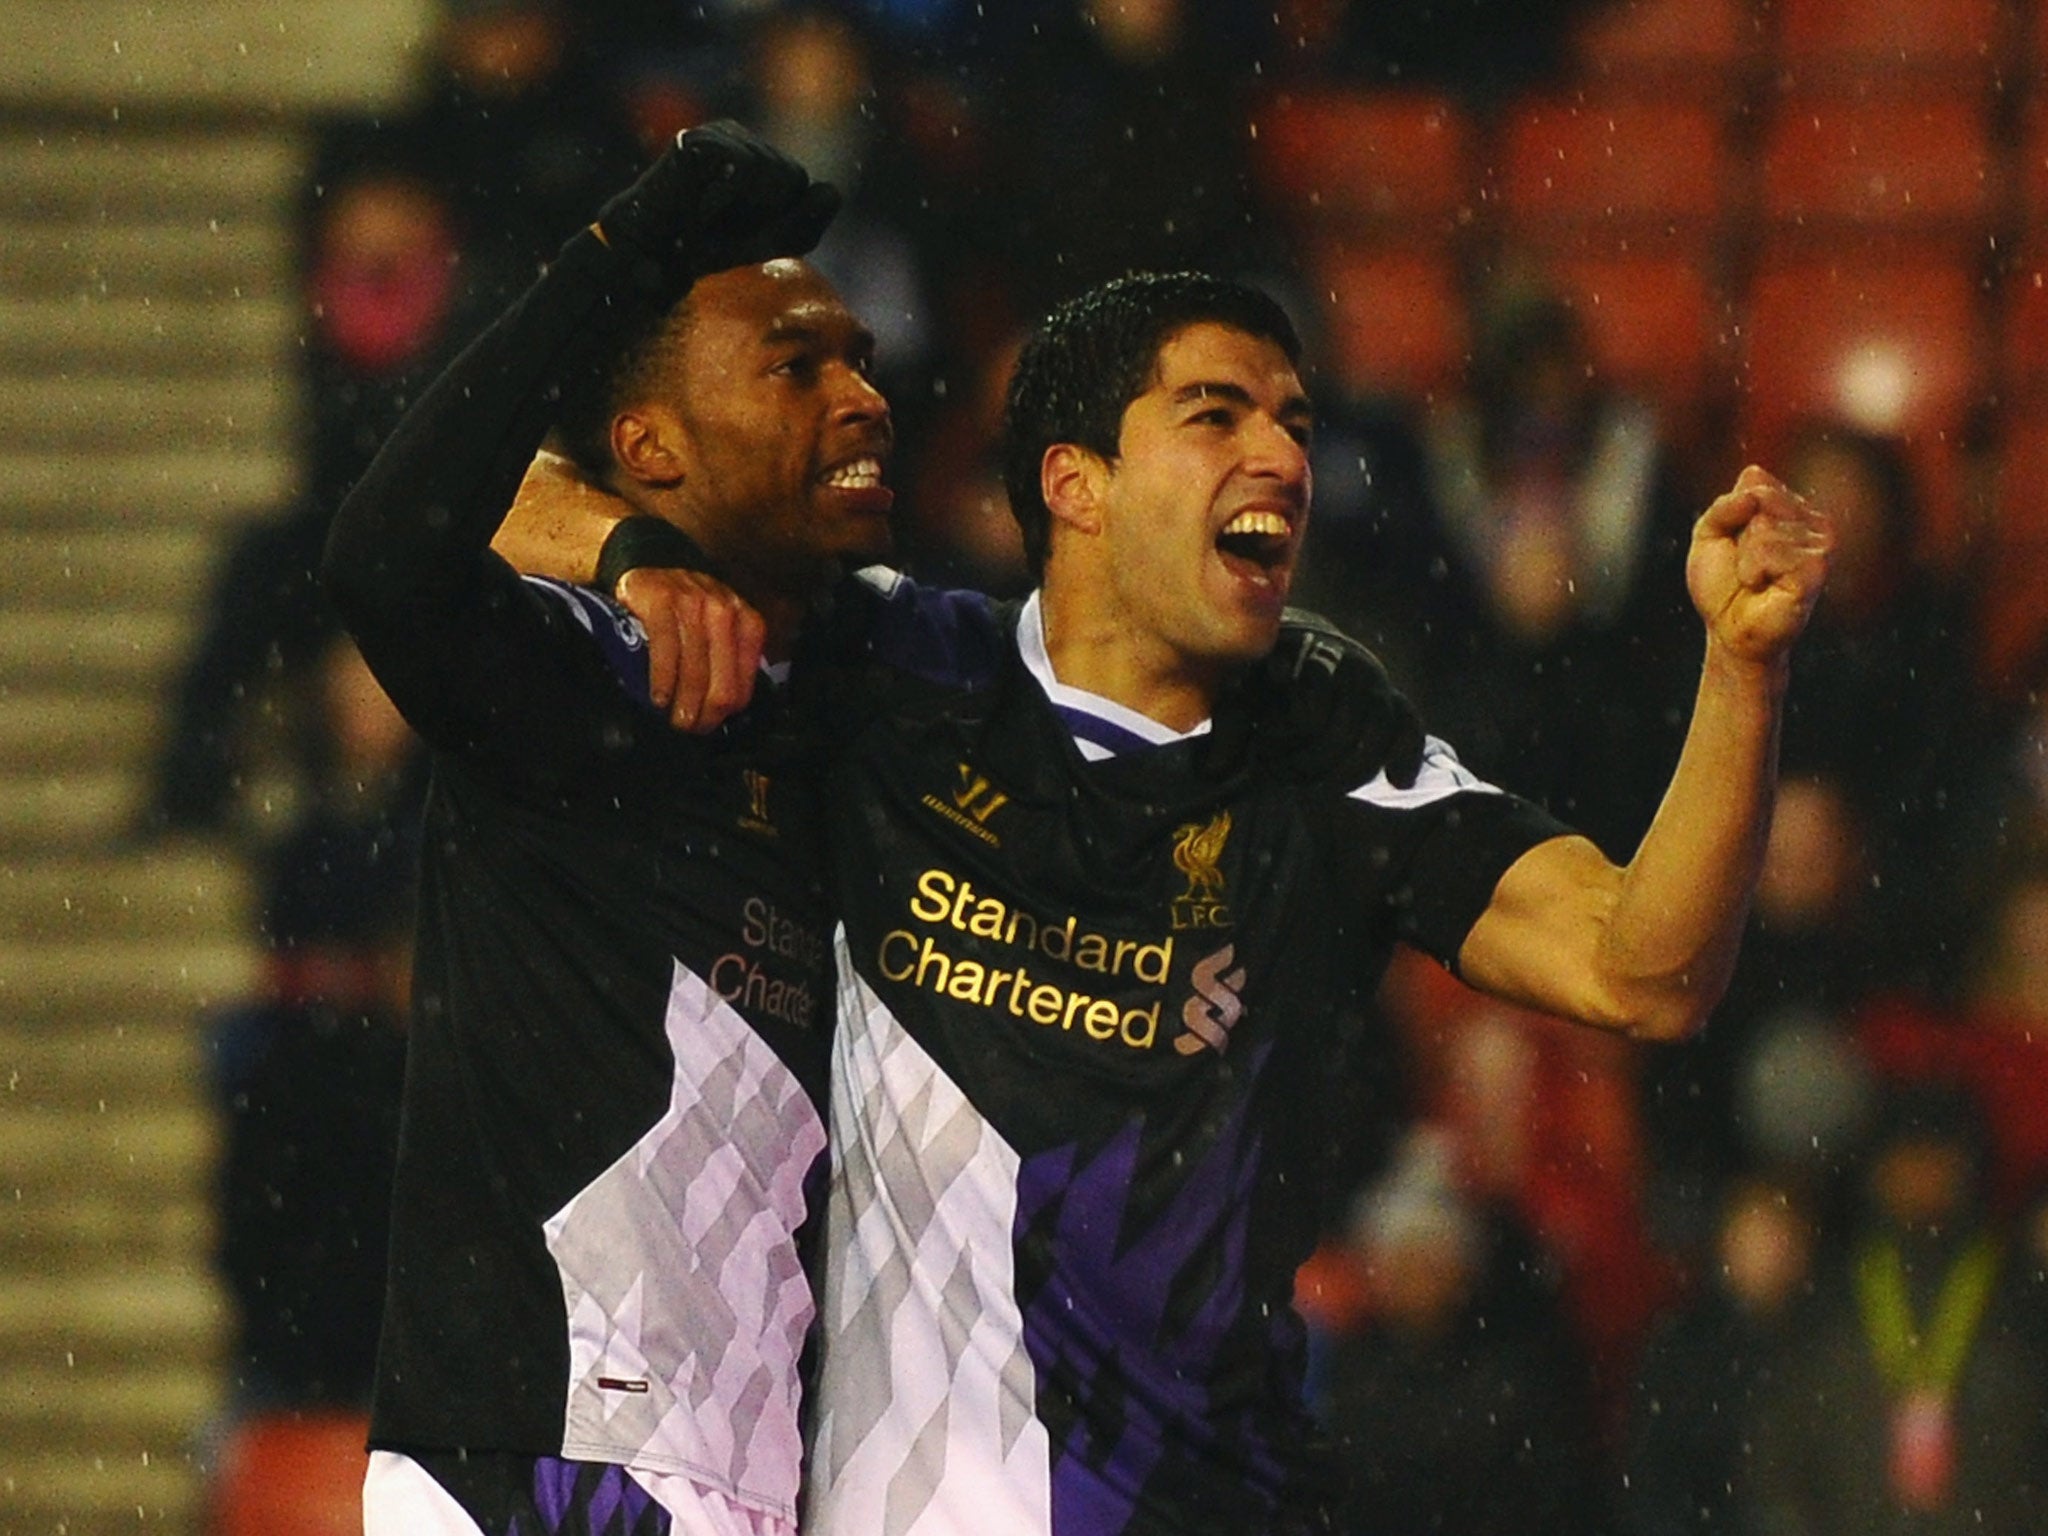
[1347,736,1502,809]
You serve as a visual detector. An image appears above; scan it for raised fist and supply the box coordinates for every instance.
[593,120,840,299]
[1686,464,1834,666]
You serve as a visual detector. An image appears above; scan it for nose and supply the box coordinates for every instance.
[1244,412,1309,490]
[831,362,890,430]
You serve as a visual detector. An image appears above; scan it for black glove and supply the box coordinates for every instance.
[593,120,840,300]
[1214,612,1426,790]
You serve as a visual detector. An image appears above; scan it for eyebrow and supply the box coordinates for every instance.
[1170,381,1315,422]
[763,316,876,353]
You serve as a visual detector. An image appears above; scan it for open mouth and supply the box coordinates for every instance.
[1214,508,1293,574]
[820,455,885,491]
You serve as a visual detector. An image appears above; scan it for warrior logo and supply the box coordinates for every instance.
[921,762,1009,847]
[741,768,775,836]
[1171,811,1232,929]
[1177,942,1247,1055]
[952,763,1010,825]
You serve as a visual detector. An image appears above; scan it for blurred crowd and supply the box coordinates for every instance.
[159,0,2048,1530]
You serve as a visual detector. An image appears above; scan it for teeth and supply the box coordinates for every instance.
[1220,510,1290,538]
[823,457,881,489]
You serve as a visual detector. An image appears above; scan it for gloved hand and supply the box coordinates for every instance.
[1212,613,1426,789]
[592,119,840,299]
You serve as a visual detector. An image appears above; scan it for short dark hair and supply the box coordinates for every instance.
[1001,271,1302,577]
[551,292,693,482]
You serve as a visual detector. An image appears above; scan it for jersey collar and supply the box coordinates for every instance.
[1016,590,1211,761]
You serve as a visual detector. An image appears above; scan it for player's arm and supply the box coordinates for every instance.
[489,449,631,587]
[322,123,828,756]
[491,455,767,731]
[1454,466,1833,1041]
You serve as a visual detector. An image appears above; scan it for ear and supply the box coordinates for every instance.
[1041,443,1108,538]
[610,405,688,490]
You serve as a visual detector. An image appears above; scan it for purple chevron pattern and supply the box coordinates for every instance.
[1013,1042,1283,1533]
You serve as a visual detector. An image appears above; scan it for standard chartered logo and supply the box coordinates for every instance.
[707,896,824,1030]
[873,866,1256,1058]
[875,867,1174,1049]
[1175,943,1246,1056]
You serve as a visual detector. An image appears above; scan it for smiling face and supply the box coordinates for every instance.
[1071,321,1313,672]
[631,258,894,593]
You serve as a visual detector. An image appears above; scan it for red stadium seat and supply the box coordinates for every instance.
[1999,246,2048,403]
[1771,0,2007,81]
[1308,237,1469,402]
[1993,408,2048,546]
[1251,88,1475,236]
[1984,408,2048,686]
[1739,253,1992,545]
[1758,93,1998,235]
[1570,0,1763,90]
[1540,251,1727,420]
[209,1411,369,1536]
[1493,95,1736,239]
[2013,97,2048,228]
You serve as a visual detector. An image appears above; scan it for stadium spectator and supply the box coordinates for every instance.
[1747,1083,2048,1534]
[1621,1174,1818,1536]
[211,636,422,1412]
[144,164,462,841]
[1317,1131,1608,1536]
[1401,276,1699,859]
[1776,420,1985,995]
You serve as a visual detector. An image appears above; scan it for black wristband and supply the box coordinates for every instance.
[595,516,707,597]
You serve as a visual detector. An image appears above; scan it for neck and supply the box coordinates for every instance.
[748,588,811,665]
[1037,582,1225,733]
[720,556,826,665]
[639,494,825,665]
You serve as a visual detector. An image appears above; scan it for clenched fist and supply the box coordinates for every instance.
[1686,464,1834,666]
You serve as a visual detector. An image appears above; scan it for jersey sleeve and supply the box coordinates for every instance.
[516,577,656,705]
[841,567,1008,685]
[1207,609,1426,793]
[1332,736,1572,970]
[320,230,677,791]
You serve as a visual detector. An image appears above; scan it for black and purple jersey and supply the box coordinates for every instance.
[323,230,836,1525]
[803,580,1568,1536]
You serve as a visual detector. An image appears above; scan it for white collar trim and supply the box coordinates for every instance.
[1016,590,1211,747]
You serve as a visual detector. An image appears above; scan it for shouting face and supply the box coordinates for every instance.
[1084,321,1312,674]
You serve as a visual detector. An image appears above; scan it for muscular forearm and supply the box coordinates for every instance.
[1460,644,1783,1041]
[488,451,634,587]
[1459,465,1826,1041]
[1601,640,1785,1036]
